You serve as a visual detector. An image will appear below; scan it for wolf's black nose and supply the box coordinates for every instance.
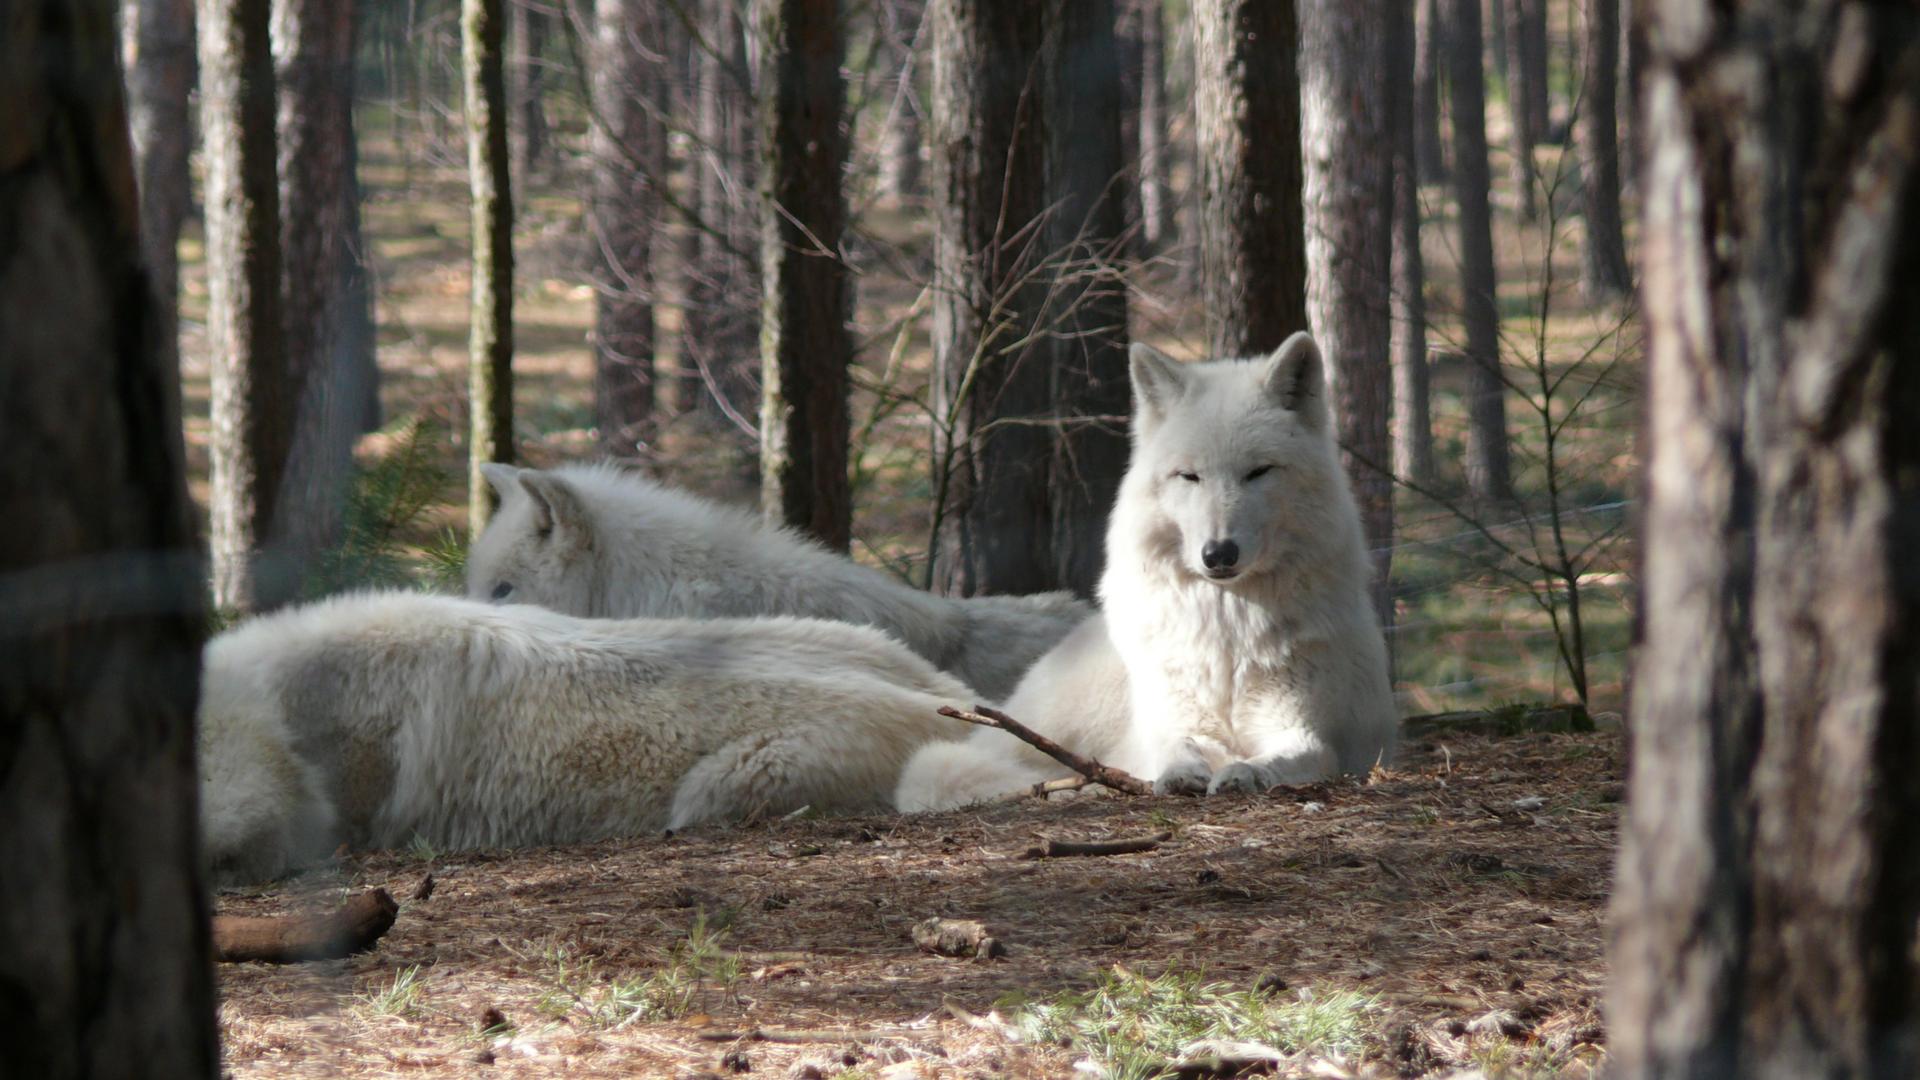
[1201,539,1240,570]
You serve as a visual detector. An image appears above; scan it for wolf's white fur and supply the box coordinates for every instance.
[896,332,1397,809]
[198,591,974,883]
[464,464,1090,700]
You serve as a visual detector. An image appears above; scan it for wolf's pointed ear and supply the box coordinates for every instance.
[1129,342,1187,429]
[517,472,589,544]
[1261,332,1326,425]
[480,463,524,501]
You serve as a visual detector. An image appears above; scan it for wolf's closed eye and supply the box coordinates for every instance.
[1245,465,1273,481]
[1174,470,1200,483]
[490,582,514,601]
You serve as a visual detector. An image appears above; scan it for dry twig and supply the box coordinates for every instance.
[1022,831,1173,860]
[936,705,1152,795]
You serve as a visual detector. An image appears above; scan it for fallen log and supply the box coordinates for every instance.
[213,887,400,964]
[1022,831,1172,860]
[936,705,1152,796]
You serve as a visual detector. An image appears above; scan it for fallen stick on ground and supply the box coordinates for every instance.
[992,775,1094,803]
[936,705,1152,795]
[696,1027,920,1044]
[212,887,400,964]
[1022,831,1173,860]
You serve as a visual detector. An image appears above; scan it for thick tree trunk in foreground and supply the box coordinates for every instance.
[1444,0,1511,501]
[590,0,661,456]
[1608,5,1920,1076]
[1389,0,1434,488]
[759,0,854,551]
[275,0,378,594]
[928,0,1054,596]
[1301,0,1395,631]
[464,0,515,535]
[124,0,196,377]
[0,3,215,1071]
[1043,0,1132,599]
[1576,0,1631,301]
[1192,0,1307,356]
[201,0,295,611]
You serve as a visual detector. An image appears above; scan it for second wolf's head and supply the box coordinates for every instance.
[466,464,602,615]
[1112,331,1360,587]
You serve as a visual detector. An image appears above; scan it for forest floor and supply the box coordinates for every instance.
[215,725,1618,1079]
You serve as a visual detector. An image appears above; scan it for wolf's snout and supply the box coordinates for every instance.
[1201,539,1240,572]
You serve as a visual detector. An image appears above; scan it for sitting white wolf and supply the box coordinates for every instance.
[898,332,1397,808]
[464,464,1090,700]
[198,591,975,883]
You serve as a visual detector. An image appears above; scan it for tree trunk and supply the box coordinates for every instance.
[682,0,760,463]
[877,0,926,200]
[1388,0,1434,489]
[1414,0,1447,184]
[1519,0,1548,141]
[124,0,196,378]
[464,0,515,536]
[590,0,661,457]
[1608,6,1920,1076]
[1043,0,1131,599]
[509,0,549,181]
[1485,0,1508,87]
[1,3,215,1071]
[928,0,1054,596]
[758,0,854,551]
[1192,0,1307,357]
[201,0,295,611]
[274,0,378,597]
[1301,0,1395,632]
[1502,0,1542,219]
[1117,0,1171,252]
[1576,0,1630,301]
[1443,0,1510,501]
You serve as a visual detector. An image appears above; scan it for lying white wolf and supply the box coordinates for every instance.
[198,591,974,883]
[464,464,1091,700]
[898,332,1397,808]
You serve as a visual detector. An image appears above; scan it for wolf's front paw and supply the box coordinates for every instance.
[1206,760,1273,796]
[1153,759,1213,796]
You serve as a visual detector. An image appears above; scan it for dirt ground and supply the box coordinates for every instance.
[215,726,1619,1078]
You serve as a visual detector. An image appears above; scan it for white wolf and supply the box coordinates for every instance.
[198,591,975,883]
[464,464,1091,700]
[897,332,1397,809]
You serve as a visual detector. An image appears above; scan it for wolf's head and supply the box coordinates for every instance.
[1118,331,1349,585]
[465,465,598,615]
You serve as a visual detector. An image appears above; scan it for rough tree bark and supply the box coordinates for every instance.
[590,0,661,456]
[464,0,515,535]
[928,0,1054,596]
[1577,0,1631,300]
[123,0,196,377]
[1389,0,1434,488]
[274,0,379,592]
[1444,0,1511,501]
[0,2,215,1072]
[758,0,854,551]
[1192,0,1307,356]
[1300,0,1395,631]
[201,0,295,611]
[1609,5,1920,1076]
[1414,0,1447,183]
[1503,0,1544,219]
[1043,0,1132,599]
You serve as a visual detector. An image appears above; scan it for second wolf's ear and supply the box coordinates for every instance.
[518,472,589,545]
[1261,332,1326,426]
[1129,342,1187,430]
[480,463,524,502]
